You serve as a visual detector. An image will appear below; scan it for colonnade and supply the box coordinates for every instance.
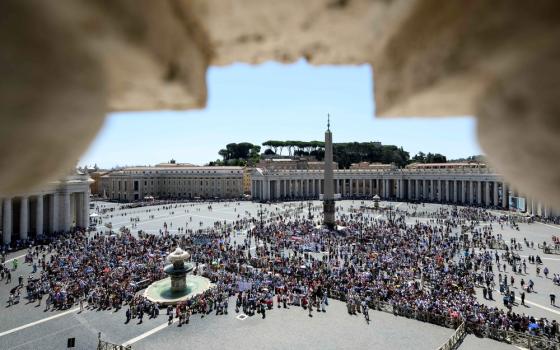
[252,173,558,217]
[252,173,512,208]
[0,173,92,246]
[0,191,90,246]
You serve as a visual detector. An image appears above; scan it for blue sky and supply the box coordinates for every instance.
[80,60,481,168]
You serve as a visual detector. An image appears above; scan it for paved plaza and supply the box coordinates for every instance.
[0,200,559,349]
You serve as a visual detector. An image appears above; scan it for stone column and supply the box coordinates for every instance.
[502,183,508,208]
[384,179,388,198]
[20,196,29,240]
[476,181,482,205]
[36,194,44,236]
[334,179,338,195]
[467,181,473,204]
[485,182,491,207]
[50,193,59,232]
[76,193,84,228]
[437,180,442,202]
[453,181,458,203]
[62,192,71,231]
[431,180,435,201]
[359,179,363,196]
[3,198,12,245]
[83,191,90,227]
[493,182,499,207]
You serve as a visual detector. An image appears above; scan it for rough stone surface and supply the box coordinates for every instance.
[1,0,559,210]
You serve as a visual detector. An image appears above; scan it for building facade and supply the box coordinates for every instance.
[257,157,338,171]
[251,163,556,218]
[243,167,252,195]
[0,172,91,246]
[101,163,244,201]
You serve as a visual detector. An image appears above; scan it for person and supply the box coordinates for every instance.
[551,294,556,306]
[362,299,369,324]
[168,309,174,325]
[321,291,328,312]
[125,308,131,324]
[521,291,525,306]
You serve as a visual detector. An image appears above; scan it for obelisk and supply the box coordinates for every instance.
[323,114,335,230]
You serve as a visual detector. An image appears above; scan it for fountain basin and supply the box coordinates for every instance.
[163,262,194,275]
[143,275,212,305]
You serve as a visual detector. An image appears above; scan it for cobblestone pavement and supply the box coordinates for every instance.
[1,200,559,349]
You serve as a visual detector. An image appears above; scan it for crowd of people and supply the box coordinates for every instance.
[2,200,560,345]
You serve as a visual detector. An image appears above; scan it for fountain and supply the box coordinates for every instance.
[143,247,211,305]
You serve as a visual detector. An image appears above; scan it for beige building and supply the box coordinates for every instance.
[89,170,110,197]
[350,162,396,170]
[257,157,338,171]
[101,162,244,201]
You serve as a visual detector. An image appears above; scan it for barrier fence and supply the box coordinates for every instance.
[328,290,560,350]
[97,333,132,350]
[437,322,466,350]
[538,244,560,255]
